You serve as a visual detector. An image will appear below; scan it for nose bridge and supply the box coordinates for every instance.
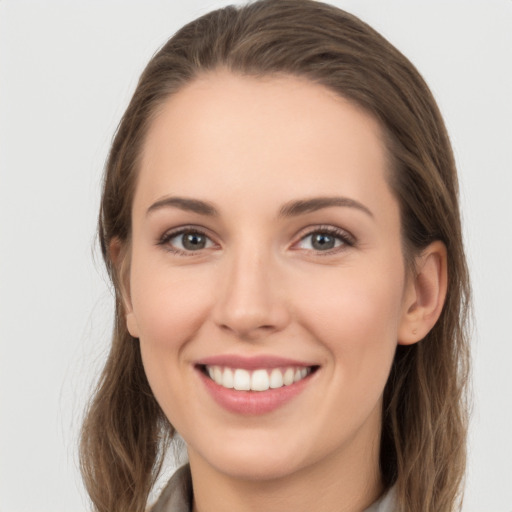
[213,237,288,338]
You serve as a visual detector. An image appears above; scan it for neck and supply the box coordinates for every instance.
[189,429,383,512]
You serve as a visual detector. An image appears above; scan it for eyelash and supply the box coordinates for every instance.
[157,227,217,256]
[157,225,356,256]
[293,225,356,255]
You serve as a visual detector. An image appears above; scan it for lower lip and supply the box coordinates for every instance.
[197,369,314,415]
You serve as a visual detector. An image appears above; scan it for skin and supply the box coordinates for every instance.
[118,72,447,512]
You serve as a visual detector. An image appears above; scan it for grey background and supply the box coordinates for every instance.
[1,1,511,510]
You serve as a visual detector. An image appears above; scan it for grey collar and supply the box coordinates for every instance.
[150,465,396,512]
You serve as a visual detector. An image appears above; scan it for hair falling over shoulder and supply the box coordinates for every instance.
[79,1,471,511]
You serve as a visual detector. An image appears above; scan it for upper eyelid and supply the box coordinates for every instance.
[157,226,218,256]
[293,224,356,245]
[157,224,356,249]
[159,225,215,243]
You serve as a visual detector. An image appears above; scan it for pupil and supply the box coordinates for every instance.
[312,233,335,250]
[183,233,205,250]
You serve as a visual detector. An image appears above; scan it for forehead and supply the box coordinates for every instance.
[136,71,396,220]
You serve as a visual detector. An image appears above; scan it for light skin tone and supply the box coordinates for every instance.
[113,72,447,512]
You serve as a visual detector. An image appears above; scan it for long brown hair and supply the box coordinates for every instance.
[79,1,471,511]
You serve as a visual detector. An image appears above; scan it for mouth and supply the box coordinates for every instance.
[195,355,320,414]
[198,364,318,392]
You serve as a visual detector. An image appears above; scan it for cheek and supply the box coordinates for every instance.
[286,261,405,444]
[130,261,211,344]
[128,255,215,399]
[294,262,404,367]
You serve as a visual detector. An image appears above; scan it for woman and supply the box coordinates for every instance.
[79,1,471,511]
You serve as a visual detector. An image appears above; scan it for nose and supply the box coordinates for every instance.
[212,245,290,341]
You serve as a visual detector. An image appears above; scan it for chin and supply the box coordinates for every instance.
[187,428,326,483]
[212,452,306,482]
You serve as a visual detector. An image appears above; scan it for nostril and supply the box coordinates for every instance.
[219,323,278,341]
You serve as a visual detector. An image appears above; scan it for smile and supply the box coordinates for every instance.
[195,355,319,414]
[204,365,314,392]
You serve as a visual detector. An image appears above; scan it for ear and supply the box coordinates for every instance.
[109,238,140,338]
[398,241,448,345]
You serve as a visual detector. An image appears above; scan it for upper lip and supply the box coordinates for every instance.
[195,354,317,370]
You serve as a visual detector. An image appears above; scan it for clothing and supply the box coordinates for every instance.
[151,465,193,512]
[150,464,396,512]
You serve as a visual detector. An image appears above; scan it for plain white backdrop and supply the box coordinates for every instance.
[1,1,511,511]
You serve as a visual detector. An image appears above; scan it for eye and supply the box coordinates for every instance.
[159,228,215,254]
[295,227,354,253]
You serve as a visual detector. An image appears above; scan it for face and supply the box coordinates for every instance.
[124,72,413,482]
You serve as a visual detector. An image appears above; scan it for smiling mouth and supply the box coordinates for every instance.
[199,365,319,392]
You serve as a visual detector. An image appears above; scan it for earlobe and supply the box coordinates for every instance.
[109,238,140,338]
[398,241,448,345]
[126,312,140,338]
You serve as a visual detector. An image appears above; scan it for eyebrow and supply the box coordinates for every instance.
[279,196,373,218]
[146,195,373,218]
[147,196,218,216]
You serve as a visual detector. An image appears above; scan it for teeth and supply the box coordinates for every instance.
[233,369,251,390]
[213,366,223,385]
[251,369,270,391]
[223,367,234,388]
[269,368,283,389]
[283,368,294,386]
[205,365,312,391]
